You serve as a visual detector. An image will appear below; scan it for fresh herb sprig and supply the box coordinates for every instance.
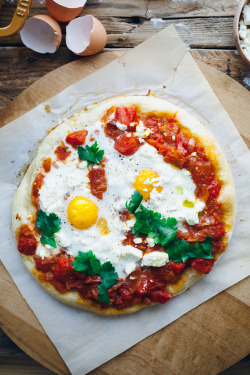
[78,141,104,166]
[125,190,143,213]
[132,205,178,247]
[72,251,118,304]
[166,237,213,263]
[36,210,61,248]
[126,191,213,263]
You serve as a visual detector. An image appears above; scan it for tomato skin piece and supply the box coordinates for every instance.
[114,134,141,155]
[115,107,136,125]
[191,258,215,274]
[149,290,172,304]
[66,130,88,148]
[35,256,56,272]
[88,167,107,199]
[170,261,186,274]
[18,226,38,256]
[54,255,73,281]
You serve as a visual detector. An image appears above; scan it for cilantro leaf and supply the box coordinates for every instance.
[165,239,182,262]
[194,237,213,259]
[72,251,101,274]
[78,141,104,166]
[36,210,61,248]
[98,261,118,304]
[132,205,177,247]
[97,284,110,304]
[126,190,143,214]
[151,217,178,246]
[40,235,56,248]
[178,239,195,262]
[166,237,213,262]
[72,252,118,305]
[99,262,118,289]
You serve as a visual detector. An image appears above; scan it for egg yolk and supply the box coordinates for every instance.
[67,197,98,229]
[133,170,163,200]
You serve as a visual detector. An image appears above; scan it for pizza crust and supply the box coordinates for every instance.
[12,95,236,315]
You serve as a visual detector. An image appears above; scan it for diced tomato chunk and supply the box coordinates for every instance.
[104,121,123,139]
[88,167,107,199]
[191,258,215,274]
[85,275,101,284]
[114,134,141,155]
[136,278,150,295]
[51,279,66,293]
[66,130,88,148]
[18,226,37,256]
[115,107,136,125]
[170,261,186,274]
[149,290,172,304]
[54,255,73,281]
[35,256,56,272]
[143,116,159,130]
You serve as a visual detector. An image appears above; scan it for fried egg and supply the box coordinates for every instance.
[36,117,205,278]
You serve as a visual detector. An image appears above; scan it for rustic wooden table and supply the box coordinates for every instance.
[0,1,249,374]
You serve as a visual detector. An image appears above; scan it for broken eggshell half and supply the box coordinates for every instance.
[45,0,86,23]
[20,15,62,54]
[66,15,107,56]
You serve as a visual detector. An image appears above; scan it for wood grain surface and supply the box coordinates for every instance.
[0,49,249,375]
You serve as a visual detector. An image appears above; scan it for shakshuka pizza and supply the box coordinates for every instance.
[12,95,236,314]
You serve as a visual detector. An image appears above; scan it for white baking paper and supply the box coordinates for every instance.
[0,26,249,375]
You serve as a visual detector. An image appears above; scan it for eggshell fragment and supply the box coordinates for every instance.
[46,0,86,22]
[66,15,107,56]
[20,15,62,54]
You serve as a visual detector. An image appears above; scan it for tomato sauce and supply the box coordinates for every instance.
[42,157,52,173]
[54,141,71,161]
[18,226,38,256]
[30,106,226,310]
[32,172,45,210]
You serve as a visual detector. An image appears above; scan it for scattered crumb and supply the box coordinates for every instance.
[45,104,51,113]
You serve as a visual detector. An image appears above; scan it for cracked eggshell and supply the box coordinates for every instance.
[66,15,107,56]
[20,15,62,54]
[45,0,86,23]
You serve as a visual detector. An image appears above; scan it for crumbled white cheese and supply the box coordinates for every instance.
[142,252,169,267]
[134,237,142,244]
[134,121,151,140]
[120,245,143,275]
[116,122,127,131]
[172,135,176,141]
[146,237,155,247]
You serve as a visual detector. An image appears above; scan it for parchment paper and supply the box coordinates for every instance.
[0,26,250,375]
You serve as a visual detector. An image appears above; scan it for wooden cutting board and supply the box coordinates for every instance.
[0,51,249,375]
